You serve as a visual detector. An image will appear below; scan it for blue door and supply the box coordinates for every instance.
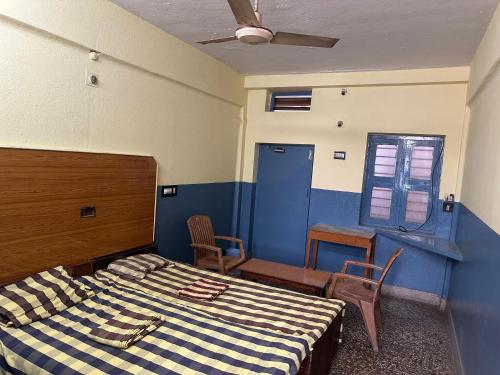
[252,144,314,266]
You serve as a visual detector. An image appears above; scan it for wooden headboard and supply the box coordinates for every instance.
[0,147,157,286]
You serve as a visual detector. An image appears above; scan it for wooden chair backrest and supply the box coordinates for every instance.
[187,215,216,259]
[374,248,402,298]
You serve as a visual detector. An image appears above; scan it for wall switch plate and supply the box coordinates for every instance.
[333,151,346,160]
[161,185,177,197]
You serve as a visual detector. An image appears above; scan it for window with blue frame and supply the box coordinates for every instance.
[268,90,312,111]
[360,134,444,233]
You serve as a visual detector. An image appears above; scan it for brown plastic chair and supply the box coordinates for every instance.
[327,248,402,352]
[187,215,246,275]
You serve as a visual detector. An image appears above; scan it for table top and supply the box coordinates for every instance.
[310,223,376,239]
[376,229,463,261]
[237,258,331,288]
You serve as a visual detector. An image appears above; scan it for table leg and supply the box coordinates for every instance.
[305,234,312,268]
[312,240,319,270]
[364,238,376,279]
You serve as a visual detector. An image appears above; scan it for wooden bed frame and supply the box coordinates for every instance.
[298,312,342,375]
[0,147,342,375]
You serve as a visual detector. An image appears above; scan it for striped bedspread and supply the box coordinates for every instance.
[96,261,345,349]
[0,277,310,375]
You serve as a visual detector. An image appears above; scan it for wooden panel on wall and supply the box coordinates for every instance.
[0,148,157,286]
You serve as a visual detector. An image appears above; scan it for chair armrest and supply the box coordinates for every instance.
[327,272,380,298]
[214,236,243,243]
[334,273,379,286]
[341,260,384,273]
[214,236,246,259]
[190,243,222,255]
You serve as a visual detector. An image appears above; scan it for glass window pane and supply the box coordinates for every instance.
[374,145,397,177]
[370,187,392,220]
[405,190,429,223]
[410,146,434,180]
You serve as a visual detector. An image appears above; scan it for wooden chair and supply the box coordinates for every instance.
[187,215,246,275]
[327,249,402,352]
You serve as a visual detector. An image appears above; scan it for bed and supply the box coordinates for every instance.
[0,148,345,375]
[0,275,310,374]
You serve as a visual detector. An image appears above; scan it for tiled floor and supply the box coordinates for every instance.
[329,297,454,375]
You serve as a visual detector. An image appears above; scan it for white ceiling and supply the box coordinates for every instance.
[111,0,499,75]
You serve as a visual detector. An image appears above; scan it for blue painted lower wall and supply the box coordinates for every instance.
[448,204,500,375]
[236,183,456,297]
[234,181,256,254]
[155,183,236,263]
[155,182,459,299]
[308,188,454,297]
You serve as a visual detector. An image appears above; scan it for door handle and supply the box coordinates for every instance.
[273,147,285,153]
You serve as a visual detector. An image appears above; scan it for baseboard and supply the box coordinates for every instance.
[447,308,464,375]
[381,284,444,308]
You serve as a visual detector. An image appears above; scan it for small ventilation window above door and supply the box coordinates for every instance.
[268,90,312,112]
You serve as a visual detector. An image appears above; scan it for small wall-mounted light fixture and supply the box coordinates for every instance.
[341,88,347,96]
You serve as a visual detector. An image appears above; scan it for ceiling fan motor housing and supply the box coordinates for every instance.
[235,27,273,44]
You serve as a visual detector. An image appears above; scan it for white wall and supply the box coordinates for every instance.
[0,0,244,185]
[242,68,469,200]
[459,4,500,233]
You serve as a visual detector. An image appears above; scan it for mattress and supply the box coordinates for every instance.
[95,261,345,349]
[0,277,310,375]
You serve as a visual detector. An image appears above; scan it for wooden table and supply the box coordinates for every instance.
[237,258,332,296]
[305,224,376,278]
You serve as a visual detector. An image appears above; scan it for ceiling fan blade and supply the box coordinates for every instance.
[227,0,260,26]
[271,32,339,48]
[197,36,238,45]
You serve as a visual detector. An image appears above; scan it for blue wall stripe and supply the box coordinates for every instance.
[448,204,500,375]
[237,185,458,297]
[155,183,236,263]
[155,181,460,297]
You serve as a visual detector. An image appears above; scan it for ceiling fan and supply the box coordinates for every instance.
[197,0,339,48]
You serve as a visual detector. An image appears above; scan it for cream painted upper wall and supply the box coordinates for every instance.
[244,67,469,89]
[0,0,244,106]
[241,69,468,201]
[467,4,500,102]
[459,4,500,233]
[0,1,242,185]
